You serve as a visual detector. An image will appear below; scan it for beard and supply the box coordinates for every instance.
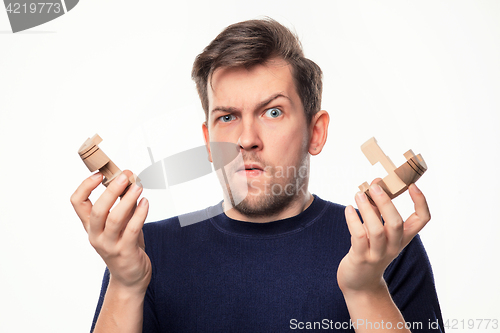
[221,150,310,219]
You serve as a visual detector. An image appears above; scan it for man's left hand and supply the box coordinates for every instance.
[337,182,431,294]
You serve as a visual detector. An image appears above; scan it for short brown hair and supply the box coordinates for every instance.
[191,18,323,124]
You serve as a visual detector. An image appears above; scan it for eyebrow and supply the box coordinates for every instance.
[210,93,292,115]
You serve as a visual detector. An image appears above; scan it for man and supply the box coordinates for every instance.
[71,18,443,332]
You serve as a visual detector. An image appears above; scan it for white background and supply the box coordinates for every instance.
[1,1,499,332]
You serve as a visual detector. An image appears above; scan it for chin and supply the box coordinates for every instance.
[232,190,296,218]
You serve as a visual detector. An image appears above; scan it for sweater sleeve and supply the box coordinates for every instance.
[384,234,445,332]
[90,267,109,333]
[142,231,160,333]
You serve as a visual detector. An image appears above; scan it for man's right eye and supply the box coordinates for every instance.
[219,114,235,123]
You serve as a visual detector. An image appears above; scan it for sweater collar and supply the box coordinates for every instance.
[210,194,327,237]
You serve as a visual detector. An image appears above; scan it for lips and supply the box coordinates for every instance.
[241,163,264,172]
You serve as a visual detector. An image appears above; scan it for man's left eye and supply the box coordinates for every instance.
[265,108,283,118]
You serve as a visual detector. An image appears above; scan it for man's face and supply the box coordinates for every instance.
[203,58,311,218]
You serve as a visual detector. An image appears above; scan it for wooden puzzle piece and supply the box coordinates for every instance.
[78,134,137,196]
[359,137,427,204]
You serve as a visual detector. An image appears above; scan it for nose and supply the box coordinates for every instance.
[237,118,262,152]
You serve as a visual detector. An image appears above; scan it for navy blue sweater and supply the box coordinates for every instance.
[92,195,443,332]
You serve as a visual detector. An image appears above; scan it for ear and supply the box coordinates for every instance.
[202,122,213,162]
[308,110,329,155]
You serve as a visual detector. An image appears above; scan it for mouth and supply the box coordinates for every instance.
[236,163,265,176]
[239,163,264,171]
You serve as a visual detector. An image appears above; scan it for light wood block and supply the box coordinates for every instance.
[78,134,137,196]
[358,137,427,204]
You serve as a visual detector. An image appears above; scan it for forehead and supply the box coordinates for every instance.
[207,58,299,109]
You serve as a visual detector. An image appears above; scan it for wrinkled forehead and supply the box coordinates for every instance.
[207,59,298,110]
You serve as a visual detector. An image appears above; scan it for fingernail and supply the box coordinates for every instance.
[412,183,421,193]
[346,205,355,214]
[139,197,148,207]
[356,191,367,202]
[132,182,143,192]
[371,184,383,195]
[116,173,128,185]
[91,173,102,180]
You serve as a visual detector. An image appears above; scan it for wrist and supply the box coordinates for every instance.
[108,274,150,298]
[94,274,147,333]
[340,278,388,301]
[340,279,410,332]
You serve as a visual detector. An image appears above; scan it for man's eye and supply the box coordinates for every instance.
[219,114,235,123]
[265,108,283,118]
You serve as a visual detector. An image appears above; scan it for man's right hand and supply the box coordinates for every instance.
[70,170,152,295]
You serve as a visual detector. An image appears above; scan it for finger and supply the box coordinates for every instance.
[344,205,369,256]
[122,197,149,248]
[370,199,381,217]
[89,171,134,237]
[355,191,387,256]
[369,184,404,255]
[368,178,383,213]
[103,182,143,243]
[402,184,431,246]
[369,178,382,186]
[70,172,103,232]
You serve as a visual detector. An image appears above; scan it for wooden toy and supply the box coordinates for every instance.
[359,137,427,204]
[78,134,137,196]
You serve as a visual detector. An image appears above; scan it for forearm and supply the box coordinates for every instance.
[94,277,146,333]
[342,281,410,333]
